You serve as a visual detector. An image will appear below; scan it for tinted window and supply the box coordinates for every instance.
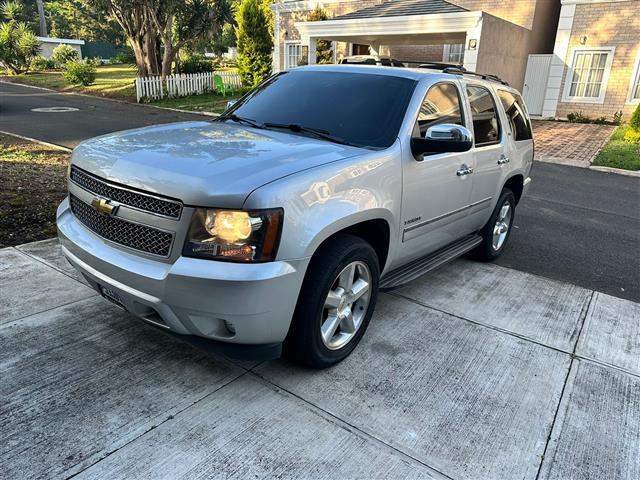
[466,85,501,146]
[498,90,533,141]
[416,83,464,136]
[229,71,416,148]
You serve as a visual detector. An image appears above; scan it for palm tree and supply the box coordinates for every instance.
[35,0,47,36]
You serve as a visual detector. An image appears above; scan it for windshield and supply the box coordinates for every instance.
[226,70,416,149]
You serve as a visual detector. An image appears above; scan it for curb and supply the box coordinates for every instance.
[589,165,640,177]
[0,130,72,152]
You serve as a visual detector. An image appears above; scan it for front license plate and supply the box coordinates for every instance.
[101,286,126,310]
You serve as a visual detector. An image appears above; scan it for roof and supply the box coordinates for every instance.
[37,37,85,45]
[333,0,468,21]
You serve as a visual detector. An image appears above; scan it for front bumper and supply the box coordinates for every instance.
[57,198,309,356]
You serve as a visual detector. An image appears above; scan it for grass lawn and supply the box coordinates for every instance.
[0,133,69,247]
[592,126,640,171]
[150,91,240,114]
[1,64,137,101]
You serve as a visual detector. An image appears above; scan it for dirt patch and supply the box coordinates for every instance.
[0,133,69,247]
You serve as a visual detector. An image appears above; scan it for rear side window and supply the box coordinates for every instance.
[466,85,501,147]
[498,90,533,141]
[416,83,465,136]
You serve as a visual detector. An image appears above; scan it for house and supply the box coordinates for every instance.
[270,0,640,120]
[37,37,85,60]
[540,0,640,120]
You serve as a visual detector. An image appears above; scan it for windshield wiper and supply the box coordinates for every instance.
[217,113,264,129]
[263,122,350,146]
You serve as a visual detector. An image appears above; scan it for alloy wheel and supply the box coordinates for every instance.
[492,202,512,251]
[320,261,372,350]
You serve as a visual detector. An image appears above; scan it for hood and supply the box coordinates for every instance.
[71,121,364,208]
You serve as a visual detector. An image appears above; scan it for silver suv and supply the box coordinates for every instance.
[57,65,533,367]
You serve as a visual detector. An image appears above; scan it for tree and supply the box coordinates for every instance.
[145,0,231,78]
[235,0,272,87]
[35,0,46,36]
[94,0,160,76]
[45,1,125,45]
[306,7,332,64]
[0,1,40,74]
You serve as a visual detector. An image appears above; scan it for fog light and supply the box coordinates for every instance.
[224,320,236,335]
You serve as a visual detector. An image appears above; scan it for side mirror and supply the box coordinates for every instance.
[411,124,473,159]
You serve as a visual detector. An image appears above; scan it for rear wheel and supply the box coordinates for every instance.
[284,234,379,368]
[472,188,516,261]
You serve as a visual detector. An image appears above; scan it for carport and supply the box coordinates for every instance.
[294,0,532,89]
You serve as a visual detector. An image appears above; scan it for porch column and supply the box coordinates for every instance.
[307,37,317,65]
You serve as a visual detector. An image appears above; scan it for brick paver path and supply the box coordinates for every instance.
[532,120,616,167]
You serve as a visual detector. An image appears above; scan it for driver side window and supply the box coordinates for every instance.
[415,83,465,137]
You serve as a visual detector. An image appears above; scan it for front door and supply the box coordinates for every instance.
[398,81,475,264]
[522,54,552,116]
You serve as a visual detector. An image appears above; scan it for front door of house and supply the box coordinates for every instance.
[523,54,552,116]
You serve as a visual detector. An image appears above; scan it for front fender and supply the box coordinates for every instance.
[242,142,403,270]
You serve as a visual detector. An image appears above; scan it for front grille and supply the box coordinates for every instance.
[70,166,182,219]
[70,195,174,257]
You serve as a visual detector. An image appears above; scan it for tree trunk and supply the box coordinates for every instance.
[35,0,47,37]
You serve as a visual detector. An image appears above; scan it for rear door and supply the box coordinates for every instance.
[462,82,507,230]
[398,81,475,263]
[497,89,534,175]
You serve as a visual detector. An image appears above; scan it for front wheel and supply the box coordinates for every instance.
[284,234,380,368]
[471,188,516,261]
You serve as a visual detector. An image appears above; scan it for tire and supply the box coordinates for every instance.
[471,188,516,261]
[284,234,380,368]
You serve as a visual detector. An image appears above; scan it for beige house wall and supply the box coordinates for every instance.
[476,14,532,90]
[555,0,640,120]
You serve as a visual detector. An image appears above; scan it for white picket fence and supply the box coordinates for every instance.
[135,71,241,102]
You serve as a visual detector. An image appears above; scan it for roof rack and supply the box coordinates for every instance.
[407,61,510,86]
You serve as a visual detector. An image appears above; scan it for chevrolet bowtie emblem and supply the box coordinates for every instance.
[91,197,118,216]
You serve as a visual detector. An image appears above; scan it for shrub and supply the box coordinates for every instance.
[86,57,102,68]
[630,104,640,131]
[612,111,623,126]
[30,55,56,71]
[235,0,273,88]
[567,111,591,124]
[179,53,214,74]
[51,43,79,67]
[306,7,332,64]
[0,1,40,75]
[63,60,96,86]
[623,128,640,144]
[593,116,608,125]
[114,47,135,65]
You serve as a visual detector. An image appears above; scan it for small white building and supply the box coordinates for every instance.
[37,37,85,59]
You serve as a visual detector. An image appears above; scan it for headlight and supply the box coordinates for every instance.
[183,208,283,262]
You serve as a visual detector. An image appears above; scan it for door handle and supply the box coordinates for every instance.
[498,155,510,165]
[456,164,473,176]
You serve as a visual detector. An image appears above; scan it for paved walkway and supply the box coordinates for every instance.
[532,120,616,168]
[1,239,638,480]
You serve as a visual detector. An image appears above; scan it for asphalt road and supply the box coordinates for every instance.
[2,81,639,301]
[0,81,208,148]
[497,162,640,302]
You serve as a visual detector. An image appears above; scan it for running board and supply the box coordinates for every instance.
[379,234,482,290]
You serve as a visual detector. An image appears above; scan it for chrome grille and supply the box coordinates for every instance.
[70,195,174,257]
[70,166,182,219]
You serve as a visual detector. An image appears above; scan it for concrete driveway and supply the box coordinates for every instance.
[1,239,638,480]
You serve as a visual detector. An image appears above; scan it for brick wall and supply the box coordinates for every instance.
[451,0,538,29]
[555,1,640,120]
